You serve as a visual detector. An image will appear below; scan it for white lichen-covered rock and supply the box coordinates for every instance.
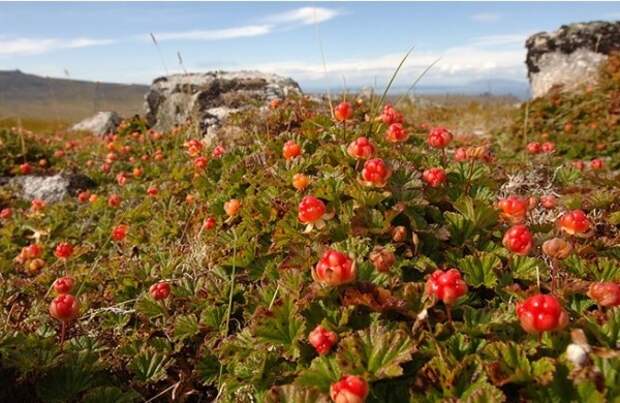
[526,21,620,98]
[71,112,121,136]
[6,173,96,203]
[144,71,302,134]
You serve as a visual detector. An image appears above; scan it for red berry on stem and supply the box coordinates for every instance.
[308,325,338,355]
[502,225,533,256]
[516,294,568,334]
[427,127,452,149]
[558,209,591,236]
[587,282,620,307]
[54,242,74,259]
[334,101,352,122]
[497,195,529,224]
[53,276,75,294]
[425,269,468,305]
[330,375,369,403]
[298,196,326,224]
[112,225,128,241]
[385,123,408,143]
[527,142,542,154]
[381,104,403,125]
[347,137,375,159]
[49,294,79,322]
[149,282,171,300]
[422,167,447,188]
[282,140,302,160]
[361,158,391,187]
[312,249,356,286]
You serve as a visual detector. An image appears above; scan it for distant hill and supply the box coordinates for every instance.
[0,70,148,124]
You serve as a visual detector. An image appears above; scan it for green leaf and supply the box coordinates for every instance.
[459,253,500,288]
[196,353,220,386]
[254,297,305,358]
[266,384,330,403]
[129,350,169,383]
[36,364,96,403]
[135,296,167,319]
[82,387,141,403]
[453,196,497,230]
[174,314,199,341]
[336,322,415,380]
[482,341,533,385]
[510,255,545,282]
[297,355,341,392]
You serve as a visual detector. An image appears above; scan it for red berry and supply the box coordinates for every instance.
[427,127,452,149]
[587,282,620,307]
[361,158,391,187]
[497,195,529,224]
[24,243,44,259]
[149,282,171,300]
[298,196,326,224]
[282,140,302,160]
[334,101,352,122]
[49,294,79,322]
[116,173,127,187]
[212,145,225,158]
[292,173,310,191]
[503,225,533,256]
[147,187,158,197]
[308,325,338,355]
[385,123,408,143]
[540,195,556,209]
[224,199,241,217]
[0,208,12,219]
[184,139,203,157]
[516,294,568,334]
[77,191,90,203]
[347,137,375,159]
[54,242,74,259]
[112,225,128,241]
[558,209,591,236]
[381,104,403,125]
[330,375,369,403]
[425,269,468,305]
[203,216,216,230]
[19,163,32,175]
[572,160,585,171]
[454,147,468,161]
[194,156,208,170]
[422,167,447,188]
[590,159,604,170]
[312,249,356,286]
[108,194,121,208]
[527,142,542,154]
[31,198,46,212]
[53,276,75,294]
[541,142,555,153]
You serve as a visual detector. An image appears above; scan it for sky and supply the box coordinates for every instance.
[1,2,619,91]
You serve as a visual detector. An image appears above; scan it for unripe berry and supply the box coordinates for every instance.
[334,101,352,122]
[330,375,368,403]
[308,325,338,355]
[224,199,241,217]
[427,127,452,149]
[49,294,79,322]
[516,294,568,334]
[497,195,529,224]
[347,137,375,159]
[557,209,591,236]
[542,238,572,259]
[149,282,171,300]
[282,140,302,160]
[425,269,468,305]
[385,123,408,143]
[312,249,356,286]
[361,158,391,187]
[502,225,533,256]
[540,195,556,209]
[298,196,326,224]
[587,282,620,307]
[53,276,75,294]
[292,173,310,191]
[54,242,74,259]
[422,167,447,188]
[369,246,396,273]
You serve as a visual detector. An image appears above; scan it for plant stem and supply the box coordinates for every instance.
[60,321,66,351]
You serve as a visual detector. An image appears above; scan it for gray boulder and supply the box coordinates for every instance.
[71,111,121,136]
[144,71,302,136]
[526,21,620,98]
[4,173,96,203]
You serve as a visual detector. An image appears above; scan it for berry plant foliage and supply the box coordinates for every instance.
[1,61,620,403]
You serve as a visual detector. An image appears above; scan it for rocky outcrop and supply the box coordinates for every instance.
[526,21,620,98]
[144,71,301,138]
[71,112,121,136]
[3,173,96,203]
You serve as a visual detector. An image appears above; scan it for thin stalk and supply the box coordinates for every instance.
[218,229,237,390]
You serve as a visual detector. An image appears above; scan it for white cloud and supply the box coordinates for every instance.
[0,36,115,56]
[263,7,341,25]
[152,24,273,41]
[470,33,532,47]
[471,13,501,23]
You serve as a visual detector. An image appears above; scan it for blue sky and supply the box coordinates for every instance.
[1,2,619,90]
